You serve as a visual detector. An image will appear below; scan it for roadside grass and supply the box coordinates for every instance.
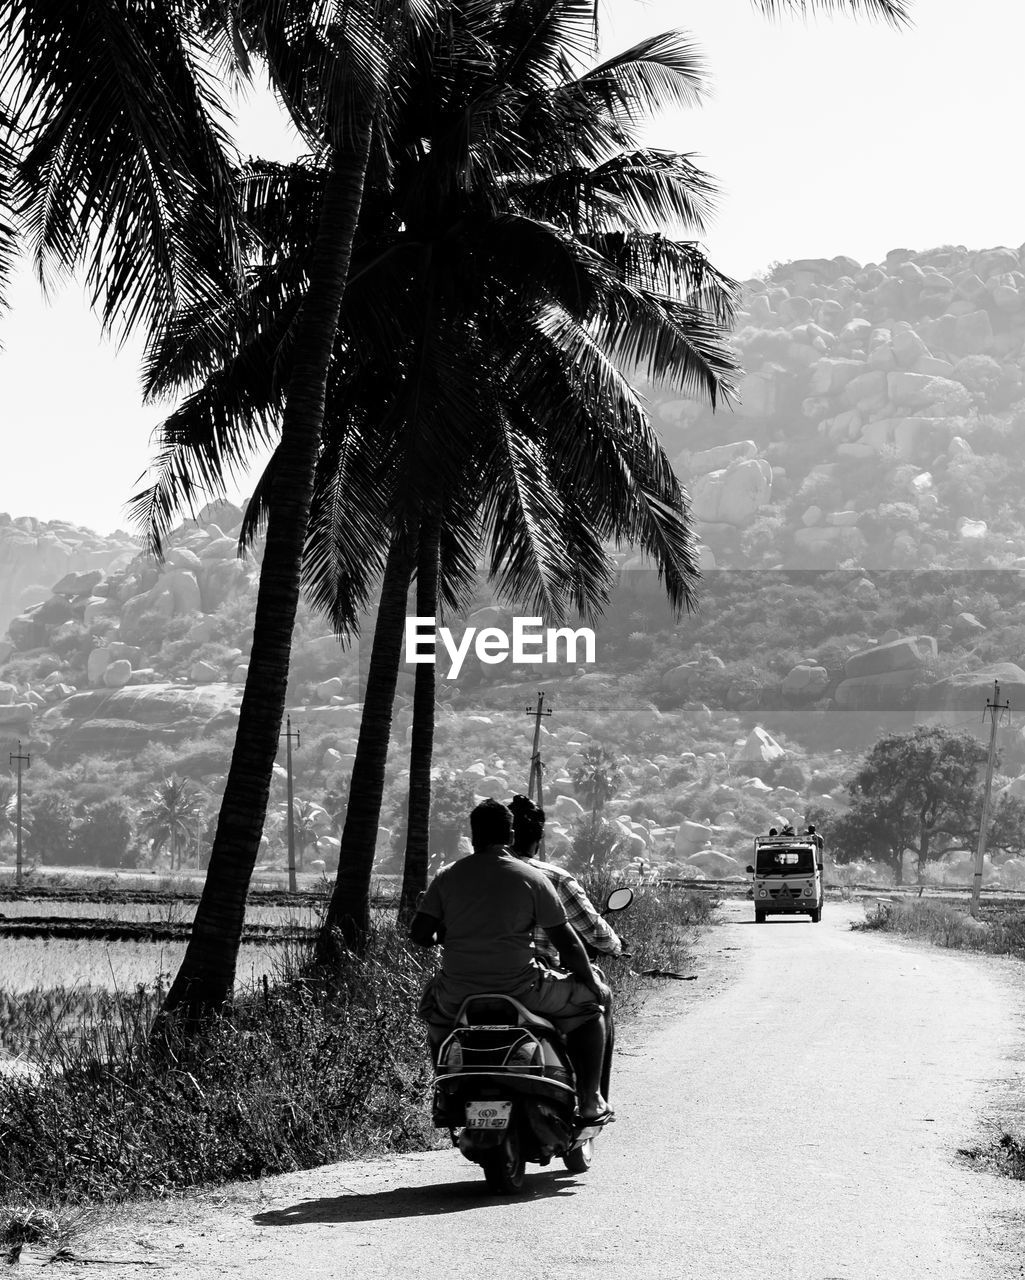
[579,872,716,1014]
[0,886,712,1207]
[854,899,1025,960]
[958,1132,1025,1180]
[0,924,439,1206]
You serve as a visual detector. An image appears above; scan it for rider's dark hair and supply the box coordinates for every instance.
[470,799,513,850]
[509,794,545,852]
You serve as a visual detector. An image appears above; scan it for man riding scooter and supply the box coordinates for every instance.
[410,799,614,1125]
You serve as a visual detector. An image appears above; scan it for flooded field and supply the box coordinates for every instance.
[0,935,296,997]
[0,897,325,927]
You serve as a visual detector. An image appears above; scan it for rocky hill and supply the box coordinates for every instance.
[641,242,1025,572]
[4,242,1025,886]
[0,516,137,637]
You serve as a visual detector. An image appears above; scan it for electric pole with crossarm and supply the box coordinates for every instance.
[10,740,30,887]
[281,716,301,893]
[525,692,552,859]
[970,681,1010,920]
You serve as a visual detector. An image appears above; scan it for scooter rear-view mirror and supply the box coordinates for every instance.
[605,887,634,913]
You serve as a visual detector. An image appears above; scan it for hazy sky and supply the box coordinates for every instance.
[1,0,1020,536]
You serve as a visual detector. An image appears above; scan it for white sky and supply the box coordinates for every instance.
[1,0,1021,536]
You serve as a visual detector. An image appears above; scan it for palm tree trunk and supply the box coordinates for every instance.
[398,512,441,925]
[318,532,415,957]
[160,127,373,1023]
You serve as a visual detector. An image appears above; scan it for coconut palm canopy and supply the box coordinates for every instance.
[134,2,748,957]
[135,28,742,624]
[0,0,912,1012]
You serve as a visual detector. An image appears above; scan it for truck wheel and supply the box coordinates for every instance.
[809,908,821,923]
[481,1125,526,1194]
[755,909,766,924]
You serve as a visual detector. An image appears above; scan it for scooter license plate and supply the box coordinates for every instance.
[465,1101,512,1129]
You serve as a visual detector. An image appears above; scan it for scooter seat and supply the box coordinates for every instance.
[454,994,559,1035]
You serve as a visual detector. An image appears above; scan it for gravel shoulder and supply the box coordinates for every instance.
[49,899,1025,1280]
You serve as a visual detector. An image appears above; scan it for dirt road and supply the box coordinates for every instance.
[95,900,1025,1280]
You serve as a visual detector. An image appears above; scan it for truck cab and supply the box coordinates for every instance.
[746,835,824,924]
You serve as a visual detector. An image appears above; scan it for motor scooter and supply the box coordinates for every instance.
[429,887,633,1193]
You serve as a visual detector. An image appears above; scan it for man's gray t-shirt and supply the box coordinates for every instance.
[419,850,567,991]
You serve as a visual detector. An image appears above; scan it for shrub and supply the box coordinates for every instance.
[25,795,75,865]
[70,799,134,868]
[0,926,439,1204]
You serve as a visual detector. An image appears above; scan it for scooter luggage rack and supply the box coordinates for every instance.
[434,994,574,1096]
[436,1025,552,1079]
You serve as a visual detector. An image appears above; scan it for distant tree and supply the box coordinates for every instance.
[140,777,201,871]
[26,794,74,865]
[569,813,624,876]
[275,798,331,871]
[822,726,1025,885]
[390,774,478,877]
[71,799,134,868]
[571,746,623,817]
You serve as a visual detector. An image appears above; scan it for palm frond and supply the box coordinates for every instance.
[0,113,18,325]
[513,150,721,236]
[477,410,572,623]
[752,0,910,25]
[128,352,283,555]
[2,0,241,337]
[565,32,708,124]
[300,425,390,636]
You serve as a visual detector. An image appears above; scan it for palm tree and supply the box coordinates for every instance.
[274,797,331,872]
[142,0,443,1019]
[136,0,910,979]
[0,778,18,847]
[571,744,622,817]
[140,778,201,872]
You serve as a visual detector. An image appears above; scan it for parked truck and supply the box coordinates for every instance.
[746,833,824,924]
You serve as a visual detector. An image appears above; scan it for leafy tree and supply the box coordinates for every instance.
[572,745,623,816]
[25,794,74,865]
[390,773,478,877]
[822,726,1025,885]
[71,799,134,868]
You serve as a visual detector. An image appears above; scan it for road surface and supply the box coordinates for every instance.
[93,900,1025,1279]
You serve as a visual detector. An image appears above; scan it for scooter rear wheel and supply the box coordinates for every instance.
[563,1138,593,1173]
[481,1124,526,1193]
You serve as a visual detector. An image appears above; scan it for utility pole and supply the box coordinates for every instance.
[525,692,552,860]
[10,741,30,887]
[525,692,552,807]
[282,715,301,893]
[971,681,1010,920]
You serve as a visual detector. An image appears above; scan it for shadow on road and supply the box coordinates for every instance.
[253,1170,580,1225]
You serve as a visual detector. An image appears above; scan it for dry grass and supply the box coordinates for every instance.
[854,899,1025,959]
[958,1132,1025,1180]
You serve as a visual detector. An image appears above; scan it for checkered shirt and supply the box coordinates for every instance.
[523,857,622,965]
